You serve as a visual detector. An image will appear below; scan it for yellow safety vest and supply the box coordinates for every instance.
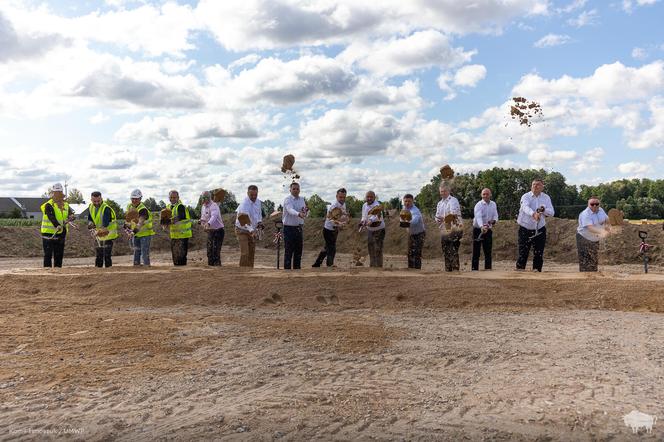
[41,199,70,235]
[89,202,118,241]
[125,202,155,237]
[168,202,192,239]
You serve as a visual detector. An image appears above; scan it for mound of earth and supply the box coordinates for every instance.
[0,216,661,266]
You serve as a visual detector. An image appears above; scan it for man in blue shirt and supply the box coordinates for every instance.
[402,194,425,269]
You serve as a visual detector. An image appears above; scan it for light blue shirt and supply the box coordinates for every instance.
[282,194,306,226]
[577,207,608,242]
[406,205,425,235]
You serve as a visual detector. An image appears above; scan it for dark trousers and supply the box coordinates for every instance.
[43,238,65,268]
[516,226,546,271]
[95,240,114,268]
[408,232,425,269]
[207,228,225,266]
[283,225,303,269]
[171,238,189,266]
[367,229,385,267]
[442,231,462,271]
[471,228,492,270]
[576,233,599,272]
[314,228,338,267]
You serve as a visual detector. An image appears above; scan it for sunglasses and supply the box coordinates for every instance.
[590,202,600,206]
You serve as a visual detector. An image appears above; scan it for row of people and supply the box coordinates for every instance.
[40,179,609,272]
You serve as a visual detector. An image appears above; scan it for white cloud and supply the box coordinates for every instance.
[351,79,424,111]
[0,10,66,62]
[571,147,604,173]
[453,64,487,87]
[437,64,487,100]
[632,47,648,60]
[534,34,572,48]
[89,144,137,170]
[219,55,358,106]
[339,30,475,77]
[228,54,261,70]
[115,112,266,152]
[622,0,660,13]
[528,148,577,168]
[89,112,109,124]
[557,0,587,13]
[196,0,548,51]
[566,9,598,27]
[618,161,653,176]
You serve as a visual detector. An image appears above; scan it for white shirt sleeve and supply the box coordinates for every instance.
[473,201,483,227]
[284,196,300,217]
[520,193,534,217]
[543,195,555,217]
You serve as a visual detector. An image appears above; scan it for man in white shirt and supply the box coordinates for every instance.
[200,191,225,266]
[576,196,609,272]
[235,185,263,268]
[516,179,555,272]
[360,190,386,267]
[472,188,499,271]
[282,182,307,269]
[403,194,425,269]
[435,184,463,272]
[313,188,347,268]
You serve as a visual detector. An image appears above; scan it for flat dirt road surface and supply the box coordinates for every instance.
[2,250,664,441]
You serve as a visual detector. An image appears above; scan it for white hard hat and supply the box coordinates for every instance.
[51,183,64,192]
[130,189,142,199]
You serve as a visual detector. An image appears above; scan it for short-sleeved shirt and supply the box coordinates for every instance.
[577,207,608,242]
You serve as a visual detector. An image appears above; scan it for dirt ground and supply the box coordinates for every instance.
[1,247,664,441]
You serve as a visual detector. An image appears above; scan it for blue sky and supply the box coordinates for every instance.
[1,0,663,205]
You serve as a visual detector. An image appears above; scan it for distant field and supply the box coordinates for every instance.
[0,219,41,227]
[627,219,664,225]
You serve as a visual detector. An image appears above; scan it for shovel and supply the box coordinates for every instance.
[475,220,496,242]
[529,206,546,240]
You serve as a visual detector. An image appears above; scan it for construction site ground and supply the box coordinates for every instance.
[2,246,664,441]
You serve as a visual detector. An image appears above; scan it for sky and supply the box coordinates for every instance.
[0,0,663,206]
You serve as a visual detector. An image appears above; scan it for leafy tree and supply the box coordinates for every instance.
[344,195,364,217]
[306,194,329,217]
[219,191,239,214]
[388,196,401,210]
[66,188,85,204]
[262,199,275,217]
[105,199,124,219]
[143,197,160,211]
[617,197,664,219]
[187,205,199,219]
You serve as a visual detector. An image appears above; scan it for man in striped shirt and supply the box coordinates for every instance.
[360,191,386,267]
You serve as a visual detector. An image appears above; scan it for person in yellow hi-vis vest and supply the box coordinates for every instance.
[87,191,118,268]
[126,189,155,266]
[166,190,192,266]
[40,183,75,268]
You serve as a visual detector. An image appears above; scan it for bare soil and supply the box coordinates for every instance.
[1,250,664,440]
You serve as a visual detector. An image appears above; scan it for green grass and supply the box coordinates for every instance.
[0,219,42,227]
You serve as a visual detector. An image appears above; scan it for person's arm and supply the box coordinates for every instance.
[434,201,444,221]
[543,195,555,217]
[453,199,463,226]
[87,211,93,223]
[44,204,62,227]
[102,207,112,228]
[491,202,499,222]
[176,205,186,222]
[473,202,483,227]
[284,197,300,217]
[411,208,422,225]
[520,194,534,217]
